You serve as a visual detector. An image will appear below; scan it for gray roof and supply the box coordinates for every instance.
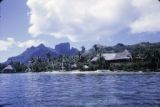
[2,65,16,72]
[91,49,132,61]
[3,65,14,70]
[83,65,89,69]
[91,56,99,62]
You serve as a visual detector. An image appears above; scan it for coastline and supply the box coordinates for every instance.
[1,70,160,74]
[41,70,160,75]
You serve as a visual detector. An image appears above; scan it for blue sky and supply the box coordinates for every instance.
[0,0,160,62]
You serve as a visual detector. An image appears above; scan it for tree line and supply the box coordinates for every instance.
[0,43,160,72]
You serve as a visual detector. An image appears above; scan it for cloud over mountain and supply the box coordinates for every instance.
[0,38,15,51]
[0,38,45,51]
[27,0,160,42]
[17,39,44,48]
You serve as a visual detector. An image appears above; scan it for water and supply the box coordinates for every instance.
[0,72,160,107]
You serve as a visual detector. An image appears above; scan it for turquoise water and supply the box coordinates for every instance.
[0,73,160,107]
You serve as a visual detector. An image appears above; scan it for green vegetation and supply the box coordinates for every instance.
[1,42,160,73]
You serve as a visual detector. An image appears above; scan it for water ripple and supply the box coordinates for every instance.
[0,73,160,107]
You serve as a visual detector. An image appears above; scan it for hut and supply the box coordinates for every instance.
[91,49,132,63]
[2,65,16,73]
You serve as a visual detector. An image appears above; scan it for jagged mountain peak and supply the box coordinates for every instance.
[38,43,45,47]
[5,43,78,64]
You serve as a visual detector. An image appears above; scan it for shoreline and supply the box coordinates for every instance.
[1,70,160,74]
[41,70,160,75]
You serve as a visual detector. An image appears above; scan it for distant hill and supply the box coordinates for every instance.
[5,43,78,64]
[87,42,160,57]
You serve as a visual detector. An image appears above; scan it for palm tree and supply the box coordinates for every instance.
[46,52,54,71]
[30,57,38,72]
[93,44,99,56]
[81,46,85,54]
[99,48,102,57]
[78,51,81,61]
[46,53,51,61]
[93,44,104,69]
[153,50,160,70]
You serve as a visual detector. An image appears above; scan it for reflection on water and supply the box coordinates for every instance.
[0,73,160,107]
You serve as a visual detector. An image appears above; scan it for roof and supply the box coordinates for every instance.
[91,56,99,62]
[2,65,16,72]
[103,53,117,60]
[3,65,14,70]
[84,65,89,69]
[91,49,132,62]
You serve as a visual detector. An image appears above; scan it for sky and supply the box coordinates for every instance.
[0,0,160,62]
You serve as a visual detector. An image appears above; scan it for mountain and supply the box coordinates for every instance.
[6,44,58,64]
[6,43,78,64]
[55,42,78,56]
[5,42,160,64]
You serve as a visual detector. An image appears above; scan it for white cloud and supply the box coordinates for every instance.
[0,38,16,51]
[0,38,45,51]
[130,14,160,33]
[130,0,160,33]
[17,40,45,48]
[27,0,160,42]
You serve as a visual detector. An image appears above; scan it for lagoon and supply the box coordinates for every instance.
[0,72,160,107]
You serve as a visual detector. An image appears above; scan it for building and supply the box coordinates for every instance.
[2,65,16,73]
[91,49,132,63]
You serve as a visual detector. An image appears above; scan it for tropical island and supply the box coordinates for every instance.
[0,42,160,73]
